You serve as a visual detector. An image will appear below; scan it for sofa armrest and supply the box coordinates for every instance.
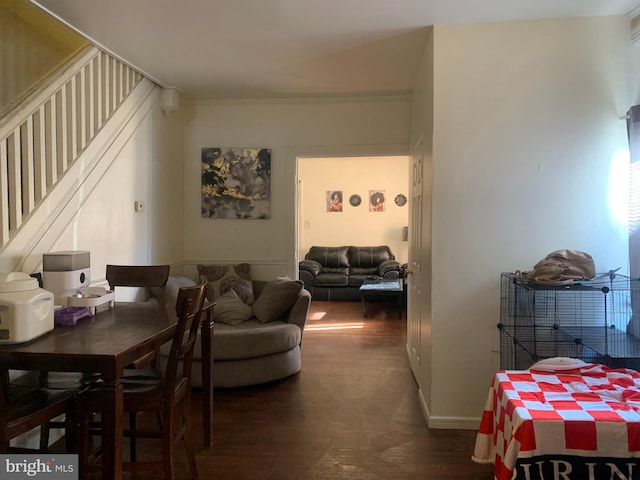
[378,259,401,278]
[299,259,322,276]
[283,288,311,342]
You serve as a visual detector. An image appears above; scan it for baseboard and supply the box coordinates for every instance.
[418,387,430,424]
[428,415,481,430]
[418,387,481,430]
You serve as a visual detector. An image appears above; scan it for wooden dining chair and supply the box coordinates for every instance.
[106,264,171,369]
[75,280,209,479]
[0,373,81,453]
[9,371,100,450]
[106,264,171,305]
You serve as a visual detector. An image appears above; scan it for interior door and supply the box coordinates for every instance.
[407,137,424,373]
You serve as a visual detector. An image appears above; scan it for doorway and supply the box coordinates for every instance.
[296,155,409,268]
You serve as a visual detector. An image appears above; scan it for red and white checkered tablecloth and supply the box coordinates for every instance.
[472,364,640,480]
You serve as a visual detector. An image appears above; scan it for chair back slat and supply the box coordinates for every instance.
[105,264,170,288]
[164,281,207,392]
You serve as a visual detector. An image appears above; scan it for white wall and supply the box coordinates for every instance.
[298,156,409,263]
[60,101,185,284]
[0,1,86,115]
[412,16,634,427]
[182,97,411,280]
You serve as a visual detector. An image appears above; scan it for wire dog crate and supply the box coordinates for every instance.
[498,272,640,370]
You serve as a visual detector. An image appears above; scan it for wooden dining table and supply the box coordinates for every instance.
[0,300,214,480]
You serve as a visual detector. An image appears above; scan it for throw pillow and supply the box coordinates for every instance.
[252,276,303,323]
[196,263,255,304]
[214,290,254,325]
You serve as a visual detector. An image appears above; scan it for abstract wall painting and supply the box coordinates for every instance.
[369,190,385,212]
[201,147,271,219]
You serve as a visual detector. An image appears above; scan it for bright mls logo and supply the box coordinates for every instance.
[0,455,77,479]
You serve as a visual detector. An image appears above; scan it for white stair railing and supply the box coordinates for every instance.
[0,46,143,250]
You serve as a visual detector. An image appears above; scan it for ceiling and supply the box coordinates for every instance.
[29,0,640,101]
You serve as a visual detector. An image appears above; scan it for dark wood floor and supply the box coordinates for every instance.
[127,300,494,479]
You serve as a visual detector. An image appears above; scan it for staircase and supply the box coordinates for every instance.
[0,46,159,272]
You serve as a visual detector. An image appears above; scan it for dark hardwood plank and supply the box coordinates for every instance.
[110,300,494,479]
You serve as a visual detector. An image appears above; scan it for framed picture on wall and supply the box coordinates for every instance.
[201,147,271,219]
[369,190,385,212]
[327,191,343,212]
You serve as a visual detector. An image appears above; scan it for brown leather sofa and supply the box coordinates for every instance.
[298,245,402,301]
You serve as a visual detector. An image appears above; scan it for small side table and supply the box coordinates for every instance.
[359,278,404,318]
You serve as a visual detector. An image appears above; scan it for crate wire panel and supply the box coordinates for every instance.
[498,272,640,370]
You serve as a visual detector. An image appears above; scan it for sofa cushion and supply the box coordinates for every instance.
[305,246,349,268]
[348,246,393,268]
[197,263,255,304]
[252,277,304,323]
[348,274,376,287]
[211,320,302,361]
[215,290,254,325]
[349,267,378,277]
[314,272,348,286]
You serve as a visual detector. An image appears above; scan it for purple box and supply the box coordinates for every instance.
[54,307,93,326]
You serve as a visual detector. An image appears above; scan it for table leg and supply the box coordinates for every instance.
[100,379,123,480]
[200,307,214,447]
[360,292,369,317]
[0,367,8,451]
